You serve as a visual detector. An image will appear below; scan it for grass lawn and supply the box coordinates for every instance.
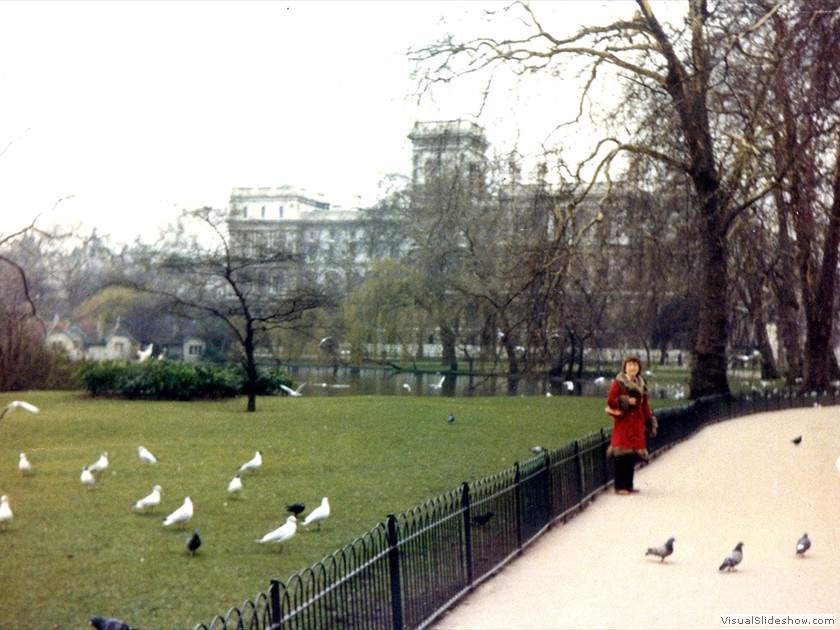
[0,391,669,629]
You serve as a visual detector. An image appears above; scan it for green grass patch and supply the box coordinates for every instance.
[0,391,664,628]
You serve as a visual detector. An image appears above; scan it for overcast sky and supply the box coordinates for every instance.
[0,0,665,245]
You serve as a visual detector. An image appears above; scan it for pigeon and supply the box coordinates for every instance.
[18,452,32,473]
[137,446,157,464]
[238,451,262,473]
[645,537,675,562]
[0,400,40,420]
[256,515,297,551]
[186,530,202,555]
[448,413,455,423]
[286,502,306,516]
[471,511,494,527]
[90,616,132,630]
[719,542,744,571]
[88,452,109,474]
[303,497,330,531]
[227,474,243,494]
[796,533,811,557]
[0,495,12,529]
[133,485,162,511]
[279,383,306,397]
[81,466,96,488]
[163,497,193,528]
[791,435,802,445]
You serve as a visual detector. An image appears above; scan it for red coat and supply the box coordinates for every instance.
[607,378,653,455]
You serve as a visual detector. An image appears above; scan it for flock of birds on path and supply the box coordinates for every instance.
[641,433,817,571]
[642,534,811,571]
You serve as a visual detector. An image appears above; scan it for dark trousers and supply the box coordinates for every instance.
[613,454,637,491]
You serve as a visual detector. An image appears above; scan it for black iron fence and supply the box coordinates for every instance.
[194,389,836,630]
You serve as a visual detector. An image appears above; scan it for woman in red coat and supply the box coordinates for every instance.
[607,354,657,495]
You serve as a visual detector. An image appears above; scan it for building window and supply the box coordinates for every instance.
[188,345,203,357]
[114,342,125,353]
[261,206,266,218]
[279,205,284,219]
[242,206,249,218]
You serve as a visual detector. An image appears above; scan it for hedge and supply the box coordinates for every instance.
[78,360,292,400]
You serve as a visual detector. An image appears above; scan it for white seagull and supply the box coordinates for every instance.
[402,383,412,392]
[80,466,96,488]
[137,446,157,464]
[238,451,262,473]
[280,383,307,397]
[18,453,32,474]
[255,515,297,551]
[134,485,162,511]
[0,495,12,529]
[163,497,194,528]
[88,452,109,474]
[303,497,331,531]
[0,400,40,420]
[137,343,154,362]
[430,376,445,390]
[227,473,243,494]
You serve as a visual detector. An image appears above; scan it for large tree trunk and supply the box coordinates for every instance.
[801,140,840,392]
[244,327,257,412]
[753,310,779,380]
[772,203,803,384]
[689,217,731,398]
[440,325,458,372]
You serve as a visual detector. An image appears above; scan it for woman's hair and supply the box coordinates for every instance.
[621,354,643,374]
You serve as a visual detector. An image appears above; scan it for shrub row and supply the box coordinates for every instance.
[78,360,292,400]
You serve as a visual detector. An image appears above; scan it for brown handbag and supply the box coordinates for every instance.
[605,405,624,418]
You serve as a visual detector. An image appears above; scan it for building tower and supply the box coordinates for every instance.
[408,120,488,188]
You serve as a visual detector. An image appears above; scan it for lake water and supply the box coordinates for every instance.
[282,365,687,400]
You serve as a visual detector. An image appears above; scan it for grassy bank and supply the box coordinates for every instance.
[0,391,663,628]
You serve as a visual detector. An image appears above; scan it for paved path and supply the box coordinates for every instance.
[432,407,840,629]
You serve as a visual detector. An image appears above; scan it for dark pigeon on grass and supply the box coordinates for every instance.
[448,414,455,423]
[791,435,802,445]
[90,617,132,630]
[471,511,495,527]
[796,533,811,557]
[719,541,744,572]
[645,537,675,562]
[186,530,202,555]
[286,502,306,516]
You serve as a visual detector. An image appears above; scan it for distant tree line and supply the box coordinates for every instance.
[2,1,839,404]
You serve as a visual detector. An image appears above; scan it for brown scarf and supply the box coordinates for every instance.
[616,372,647,397]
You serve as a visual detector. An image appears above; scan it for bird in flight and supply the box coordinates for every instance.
[280,383,307,397]
[1,400,39,420]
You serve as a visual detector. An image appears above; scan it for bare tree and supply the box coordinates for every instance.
[411,0,794,397]
[137,207,327,412]
[760,0,840,391]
